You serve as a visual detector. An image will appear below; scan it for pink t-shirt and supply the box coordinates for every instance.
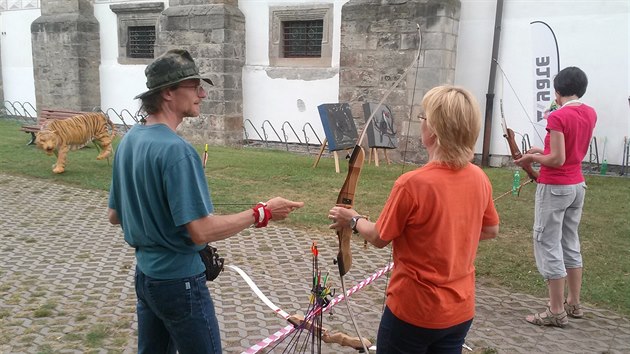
[538,104,597,185]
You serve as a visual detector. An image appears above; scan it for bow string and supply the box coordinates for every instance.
[335,23,423,277]
[332,24,423,354]
[495,59,540,181]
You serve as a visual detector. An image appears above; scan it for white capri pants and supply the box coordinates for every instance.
[533,182,587,280]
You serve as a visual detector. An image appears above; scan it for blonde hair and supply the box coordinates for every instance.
[422,85,481,169]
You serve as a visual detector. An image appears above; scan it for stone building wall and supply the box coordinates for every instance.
[158,0,245,146]
[31,0,100,111]
[340,0,461,164]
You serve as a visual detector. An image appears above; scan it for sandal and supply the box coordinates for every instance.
[564,301,584,318]
[525,308,568,328]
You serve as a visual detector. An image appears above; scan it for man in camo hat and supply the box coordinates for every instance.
[107,49,304,354]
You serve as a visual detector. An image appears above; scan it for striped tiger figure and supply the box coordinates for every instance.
[35,112,115,174]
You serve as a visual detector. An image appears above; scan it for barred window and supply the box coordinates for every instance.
[110,2,163,65]
[128,26,155,59]
[282,20,323,58]
[269,5,332,67]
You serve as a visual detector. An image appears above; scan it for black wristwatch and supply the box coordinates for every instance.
[350,215,366,234]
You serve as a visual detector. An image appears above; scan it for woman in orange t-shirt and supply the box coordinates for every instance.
[329,85,500,354]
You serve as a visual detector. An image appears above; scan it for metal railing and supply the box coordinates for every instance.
[1,101,37,123]
[520,133,532,154]
[587,136,600,174]
[93,106,145,136]
[243,118,323,154]
[301,122,323,154]
[620,136,629,176]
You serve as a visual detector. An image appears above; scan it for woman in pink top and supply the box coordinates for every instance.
[516,66,597,327]
[329,86,499,353]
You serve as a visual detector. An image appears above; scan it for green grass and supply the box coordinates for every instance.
[33,301,57,318]
[85,324,109,347]
[1,118,629,316]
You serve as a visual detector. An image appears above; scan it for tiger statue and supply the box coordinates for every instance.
[35,112,115,174]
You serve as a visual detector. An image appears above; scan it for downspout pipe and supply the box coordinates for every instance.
[481,0,504,167]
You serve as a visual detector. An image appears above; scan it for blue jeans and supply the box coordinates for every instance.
[377,306,472,354]
[135,267,222,354]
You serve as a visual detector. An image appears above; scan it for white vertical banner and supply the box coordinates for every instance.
[531,21,560,123]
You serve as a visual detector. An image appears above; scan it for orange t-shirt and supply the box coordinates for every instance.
[375,162,499,329]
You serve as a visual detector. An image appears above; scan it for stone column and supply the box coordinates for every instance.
[157,0,245,146]
[31,0,100,112]
[340,0,460,164]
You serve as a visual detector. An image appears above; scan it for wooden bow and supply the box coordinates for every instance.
[329,25,423,354]
[333,145,369,353]
[334,145,365,276]
[493,59,540,182]
[288,314,372,351]
[335,25,422,276]
[499,92,539,181]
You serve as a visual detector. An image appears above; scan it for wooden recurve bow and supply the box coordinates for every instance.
[287,314,372,351]
[499,98,539,181]
[330,25,423,354]
[335,24,422,276]
[334,145,365,276]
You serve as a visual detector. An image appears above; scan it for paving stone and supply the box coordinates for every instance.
[1,173,629,353]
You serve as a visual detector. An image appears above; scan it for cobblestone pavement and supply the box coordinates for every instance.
[1,173,629,354]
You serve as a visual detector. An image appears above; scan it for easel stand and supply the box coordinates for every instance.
[368,148,391,167]
[312,138,346,173]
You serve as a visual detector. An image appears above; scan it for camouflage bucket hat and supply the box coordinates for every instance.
[134,49,213,99]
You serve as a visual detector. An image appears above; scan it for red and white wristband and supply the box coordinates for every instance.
[252,202,272,228]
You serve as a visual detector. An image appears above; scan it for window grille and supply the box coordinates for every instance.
[128,26,155,59]
[282,20,323,58]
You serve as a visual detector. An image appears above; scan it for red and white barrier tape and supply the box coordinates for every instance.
[242,262,394,354]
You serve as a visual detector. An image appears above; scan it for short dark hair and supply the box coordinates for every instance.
[554,66,588,98]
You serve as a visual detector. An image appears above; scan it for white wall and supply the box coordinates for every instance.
[94,0,165,124]
[0,9,40,115]
[239,0,348,145]
[456,0,630,165]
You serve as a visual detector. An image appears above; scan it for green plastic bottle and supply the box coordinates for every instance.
[512,170,520,196]
[600,159,608,175]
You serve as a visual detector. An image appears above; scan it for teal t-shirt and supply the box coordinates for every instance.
[108,124,213,279]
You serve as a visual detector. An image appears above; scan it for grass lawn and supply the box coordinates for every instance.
[1,118,628,317]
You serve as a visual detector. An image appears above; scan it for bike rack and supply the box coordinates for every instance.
[243,119,264,144]
[14,102,36,122]
[102,108,128,134]
[116,109,136,132]
[520,133,532,154]
[588,136,600,174]
[243,118,323,154]
[621,136,629,176]
[119,109,135,123]
[281,121,303,151]
[2,101,36,123]
[302,122,322,155]
[261,120,283,148]
[92,107,140,135]
[3,101,20,116]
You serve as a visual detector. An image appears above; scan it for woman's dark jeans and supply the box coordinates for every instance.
[377,305,473,354]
